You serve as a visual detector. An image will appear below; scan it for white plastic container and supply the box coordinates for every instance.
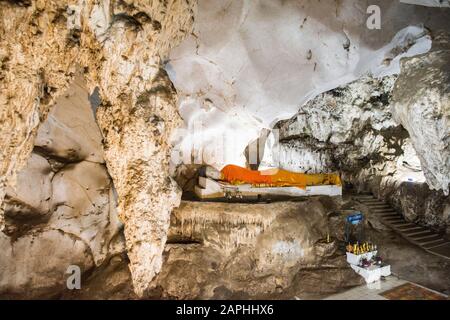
[346,251,377,266]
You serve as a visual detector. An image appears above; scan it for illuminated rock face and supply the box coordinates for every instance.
[260,75,400,174]
[0,0,450,299]
[0,0,194,297]
[392,31,450,195]
[0,75,124,299]
[83,1,195,297]
[167,0,450,170]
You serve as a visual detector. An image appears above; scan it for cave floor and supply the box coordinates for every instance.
[323,276,448,300]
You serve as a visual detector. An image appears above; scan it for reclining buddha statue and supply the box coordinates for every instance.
[202,164,342,190]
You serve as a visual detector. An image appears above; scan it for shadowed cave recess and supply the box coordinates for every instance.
[0,0,449,300]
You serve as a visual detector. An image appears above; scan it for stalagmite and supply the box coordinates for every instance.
[0,0,195,297]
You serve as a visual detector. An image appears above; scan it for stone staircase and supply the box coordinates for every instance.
[354,194,450,260]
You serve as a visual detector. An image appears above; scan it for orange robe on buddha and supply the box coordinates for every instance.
[220,165,341,189]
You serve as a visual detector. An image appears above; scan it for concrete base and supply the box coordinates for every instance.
[194,177,343,200]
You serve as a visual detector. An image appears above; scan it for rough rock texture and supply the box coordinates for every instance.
[168,0,450,170]
[392,31,450,195]
[0,75,124,299]
[0,0,79,228]
[3,195,366,299]
[0,0,195,296]
[400,0,450,7]
[377,179,450,229]
[1,0,450,299]
[65,199,365,300]
[269,71,450,229]
[263,75,403,174]
[61,252,138,300]
[155,200,362,299]
[8,196,450,299]
[85,0,195,297]
[0,229,95,299]
[355,196,450,295]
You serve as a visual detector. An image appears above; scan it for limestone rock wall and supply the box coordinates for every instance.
[1,0,450,299]
[262,75,404,175]
[0,0,80,229]
[89,0,195,296]
[157,200,354,299]
[269,69,450,229]
[392,31,450,195]
[0,74,124,299]
[98,199,363,300]
[377,178,450,230]
[0,0,195,297]
[168,0,450,170]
